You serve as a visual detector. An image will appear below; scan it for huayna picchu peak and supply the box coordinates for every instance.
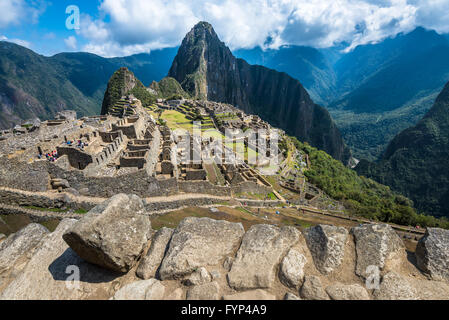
[169,22,352,163]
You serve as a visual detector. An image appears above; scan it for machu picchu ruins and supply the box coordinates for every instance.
[1,90,448,301]
[1,18,449,304]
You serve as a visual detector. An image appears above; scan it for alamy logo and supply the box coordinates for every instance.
[65,5,80,30]
[65,265,80,290]
[365,265,380,290]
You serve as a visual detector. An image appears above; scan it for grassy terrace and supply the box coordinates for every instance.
[149,206,315,231]
[235,192,277,200]
[159,110,193,131]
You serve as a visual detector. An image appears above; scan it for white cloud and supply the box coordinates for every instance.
[64,36,77,50]
[77,0,449,56]
[0,0,46,29]
[0,35,31,48]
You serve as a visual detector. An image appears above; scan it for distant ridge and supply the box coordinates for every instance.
[356,81,449,218]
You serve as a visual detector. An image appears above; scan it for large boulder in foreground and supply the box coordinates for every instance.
[159,217,244,280]
[227,224,300,290]
[416,228,449,282]
[305,224,348,275]
[63,194,152,273]
[0,223,49,274]
[0,219,123,300]
[136,227,174,280]
[351,224,404,278]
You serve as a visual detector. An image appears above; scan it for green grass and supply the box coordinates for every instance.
[23,206,68,213]
[74,208,88,214]
[160,110,193,132]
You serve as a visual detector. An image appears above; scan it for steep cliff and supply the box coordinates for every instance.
[168,22,351,163]
[356,81,449,218]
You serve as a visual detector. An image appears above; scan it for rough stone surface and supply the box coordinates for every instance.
[411,279,449,300]
[351,224,404,278]
[63,194,152,273]
[223,289,276,300]
[183,267,211,286]
[300,276,329,300]
[0,223,49,273]
[325,283,370,300]
[165,288,184,300]
[284,293,301,300]
[210,270,221,280]
[159,217,244,280]
[136,227,174,280]
[228,224,300,290]
[112,279,165,300]
[186,281,219,300]
[373,272,418,300]
[415,228,449,281]
[279,249,306,289]
[305,224,348,274]
[0,219,123,300]
[223,257,233,271]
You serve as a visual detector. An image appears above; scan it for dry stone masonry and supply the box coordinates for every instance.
[0,194,449,300]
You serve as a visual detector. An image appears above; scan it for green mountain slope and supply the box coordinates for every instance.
[288,136,448,228]
[356,82,449,218]
[0,41,176,129]
[0,42,98,129]
[149,76,190,100]
[234,28,449,161]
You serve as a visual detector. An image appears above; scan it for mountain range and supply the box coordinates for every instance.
[0,41,176,129]
[236,27,449,160]
[2,27,448,162]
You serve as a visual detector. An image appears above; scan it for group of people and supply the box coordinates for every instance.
[38,150,59,162]
[66,139,89,149]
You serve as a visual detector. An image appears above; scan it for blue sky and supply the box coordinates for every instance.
[1,0,449,57]
[0,1,93,55]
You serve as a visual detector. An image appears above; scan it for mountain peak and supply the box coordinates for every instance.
[183,21,221,47]
[168,23,351,162]
[192,21,214,32]
[168,21,229,100]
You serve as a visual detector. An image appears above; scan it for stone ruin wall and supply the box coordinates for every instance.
[178,181,231,197]
[89,131,126,170]
[231,180,273,196]
[56,146,93,170]
[0,155,275,200]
